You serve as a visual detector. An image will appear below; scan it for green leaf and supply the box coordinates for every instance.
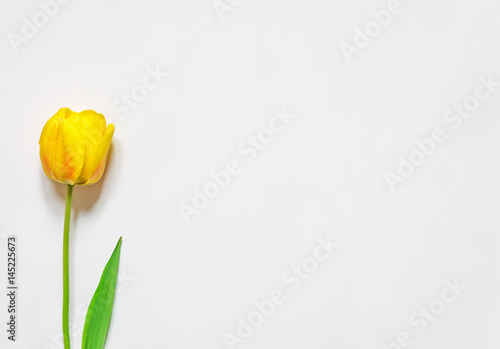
[82,237,122,349]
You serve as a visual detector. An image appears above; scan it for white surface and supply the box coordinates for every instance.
[1,0,500,348]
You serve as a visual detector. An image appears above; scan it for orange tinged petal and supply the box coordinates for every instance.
[39,108,86,185]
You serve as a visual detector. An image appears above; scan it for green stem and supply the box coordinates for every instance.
[63,184,74,349]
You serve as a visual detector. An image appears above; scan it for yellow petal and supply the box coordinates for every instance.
[79,110,107,142]
[76,123,115,186]
[39,108,86,185]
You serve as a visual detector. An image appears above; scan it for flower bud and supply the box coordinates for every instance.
[39,108,115,186]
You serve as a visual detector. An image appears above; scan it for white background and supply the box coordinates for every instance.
[1,0,500,348]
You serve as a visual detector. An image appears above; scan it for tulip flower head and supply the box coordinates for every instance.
[39,108,114,186]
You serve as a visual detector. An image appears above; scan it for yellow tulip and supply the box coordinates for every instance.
[39,108,115,186]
